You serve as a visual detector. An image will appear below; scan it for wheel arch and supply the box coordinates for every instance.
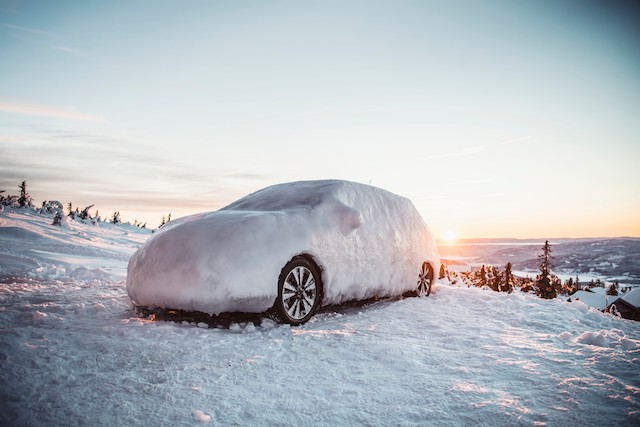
[292,252,326,301]
[425,260,438,279]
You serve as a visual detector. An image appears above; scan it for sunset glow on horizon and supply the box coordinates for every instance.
[1,1,639,239]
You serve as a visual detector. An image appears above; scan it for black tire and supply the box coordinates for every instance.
[417,262,434,297]
[274,256,323,325]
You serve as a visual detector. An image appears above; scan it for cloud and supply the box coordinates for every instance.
[417,146,484,160]
[501,136,532,145]
[0,100,107,123]
[1,23,57,38]
[52,45,83,56]
[3,23,81,56]
[0,125,268,207]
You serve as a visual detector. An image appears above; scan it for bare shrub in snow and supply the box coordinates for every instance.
[111,211,121,224]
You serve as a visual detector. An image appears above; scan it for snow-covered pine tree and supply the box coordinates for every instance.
[79,204,95,221]
[112,211,122,224]
[535,240,557,299]
[503,262,514,293]
[18,181,32,208]
[491,271,501,292]
[563,277,576,295]
[39,200,64,215]
[67,202,74,217]
[52,210,63,226]
[477,264,488,288]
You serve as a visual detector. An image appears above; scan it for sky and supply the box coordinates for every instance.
[1,0,639,239]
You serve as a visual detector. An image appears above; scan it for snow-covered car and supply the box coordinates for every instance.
[126,180,440,325]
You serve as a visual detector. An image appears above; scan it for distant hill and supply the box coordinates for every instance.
[438,238,640,285]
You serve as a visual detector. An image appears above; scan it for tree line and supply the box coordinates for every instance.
[1,181,171,230]
[439,240,623,299]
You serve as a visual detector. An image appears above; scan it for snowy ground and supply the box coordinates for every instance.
[1,209,639,426]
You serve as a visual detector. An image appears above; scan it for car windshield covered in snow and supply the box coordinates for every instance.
[221,180,342,212]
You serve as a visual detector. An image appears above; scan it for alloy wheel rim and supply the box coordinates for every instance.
[282,266,317,320]
[417,263,432,296]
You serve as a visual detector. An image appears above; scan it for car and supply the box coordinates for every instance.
[126,180,440,325]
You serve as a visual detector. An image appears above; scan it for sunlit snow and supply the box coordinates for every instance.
[1,207,639,426]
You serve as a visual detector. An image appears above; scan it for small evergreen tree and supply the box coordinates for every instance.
[491,271,501,292]
[67,202,75,217]
[606,282,619,296]
[52,210,63,226]
[79,204,94,221]
[112,211,121,224]
[535,240,557,299]
[520,277,534,293]
[159,216,166,228]
[439,264,447,280]
[563,277,576,295]
[477,265,488,288]
[18,181,32,207]
[503,262,514,293]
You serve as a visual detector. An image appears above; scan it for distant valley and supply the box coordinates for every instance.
[438,237,640,285]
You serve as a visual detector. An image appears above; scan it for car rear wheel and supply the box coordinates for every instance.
[275,256,323,325]
[417,262,434,297]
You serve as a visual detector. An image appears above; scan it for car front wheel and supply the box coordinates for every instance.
[417,262,434,297]
[275,256,323,325]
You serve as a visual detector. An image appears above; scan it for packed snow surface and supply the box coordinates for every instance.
[2,207,640,426]
[127,180,439,315]
[0,209,149,281]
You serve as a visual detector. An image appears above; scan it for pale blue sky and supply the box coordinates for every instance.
[1,0,639,237]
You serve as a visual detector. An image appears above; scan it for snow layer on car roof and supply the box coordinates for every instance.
[221,180,350,212]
